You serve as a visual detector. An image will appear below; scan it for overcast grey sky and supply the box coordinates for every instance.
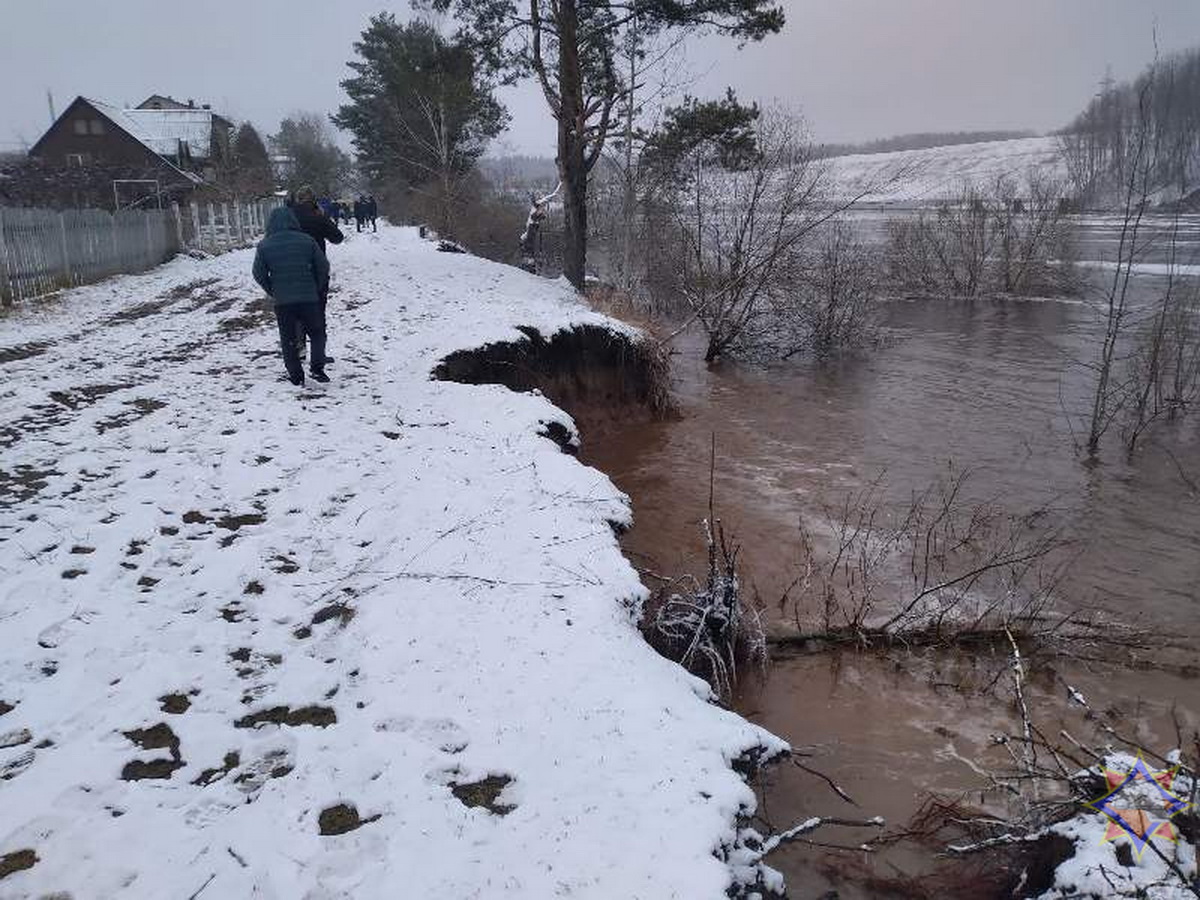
[2,0,1198,156]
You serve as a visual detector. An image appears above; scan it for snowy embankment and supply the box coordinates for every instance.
[824,135,1067,206]
[0,226,785,899]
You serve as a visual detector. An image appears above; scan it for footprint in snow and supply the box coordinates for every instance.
[374,715,468,755]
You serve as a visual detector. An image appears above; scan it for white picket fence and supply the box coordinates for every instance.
[0,197,280,305]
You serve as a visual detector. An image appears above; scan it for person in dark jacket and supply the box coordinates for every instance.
[291,186,344,256]
[365,195,378,232]
[289,186,344,363]
[252,207,331,386]
[353,196,366,233]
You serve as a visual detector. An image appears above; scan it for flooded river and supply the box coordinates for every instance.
[582,217,1200,897]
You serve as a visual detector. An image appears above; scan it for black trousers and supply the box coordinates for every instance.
[274,303,326,377]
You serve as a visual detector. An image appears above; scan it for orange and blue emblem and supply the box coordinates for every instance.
[1085,754,1191,858]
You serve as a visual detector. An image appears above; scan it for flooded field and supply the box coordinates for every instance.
[583,218,1200,896]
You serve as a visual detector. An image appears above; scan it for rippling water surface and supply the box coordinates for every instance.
[583,216,1200,896]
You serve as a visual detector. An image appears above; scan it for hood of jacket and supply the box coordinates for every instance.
[266,206,302,236]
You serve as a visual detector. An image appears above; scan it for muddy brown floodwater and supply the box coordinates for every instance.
[582,275,1200,898]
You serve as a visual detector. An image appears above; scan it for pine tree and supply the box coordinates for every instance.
[333,14,507,214]
[425,0,785,288]
[230,123,273,197]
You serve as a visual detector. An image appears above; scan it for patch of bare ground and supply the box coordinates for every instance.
[120,722,184,781]
[215,512,265,531]
[158,693,192,714]
[449,774,515,815]
[0,849,38,881]
[432,324,673,439]
[0,341,52,365]
[104,278,222,325]
[49,383,134,410]
[147,338,210,365]
[2,382,141,450]
[0,729,32,748]
[0,464,63,508]
[95,397,167,434]
[193,751,240,787]
[234,705,337,729]
[161,277,221,302]
[311,602,355,627]
[218,298,274,334]
[318,803,380,835]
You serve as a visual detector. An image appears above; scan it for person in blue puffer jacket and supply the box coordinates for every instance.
[252,206,331,386]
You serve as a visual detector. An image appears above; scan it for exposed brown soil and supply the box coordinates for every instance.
[234,705,337,729]
[433,324,673,438]
[449,774,515,815]
[158,693,191,714]
[123,722,179,752]
[0,701,13,717]
[0,849,37,880]
[0,342,51,365]
[121,722,184,781]
[0,730,33,749]
[49,383,133,410]
[318,803,380,835]
[95,397,168,434]
[193,751,240,787]
[311,602,355,627]
[121,758,184,780]
[0,465,62,508]
[218,298,274,334]
[270,554,299,574]
[215,513,265,531]
[160,278,221,302]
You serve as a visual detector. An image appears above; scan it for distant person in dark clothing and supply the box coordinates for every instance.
[365,195,378,232]
[292,187,344,256]
[252,207,330,386]
[353,196,366,232]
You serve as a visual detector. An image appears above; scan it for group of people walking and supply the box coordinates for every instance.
[318,195,378,233]
[252,186,348,387]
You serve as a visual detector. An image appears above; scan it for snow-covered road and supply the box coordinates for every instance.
[0,226,783,899]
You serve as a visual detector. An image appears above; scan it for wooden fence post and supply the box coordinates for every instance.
[144,211,153,268]
[172,202,184,253]
[190,202,202,252]
[59,212,72,289]
[0,208,13,306]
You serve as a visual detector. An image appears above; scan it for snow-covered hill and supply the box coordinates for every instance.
[0,228,784,899]
[823,135,1067,206]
